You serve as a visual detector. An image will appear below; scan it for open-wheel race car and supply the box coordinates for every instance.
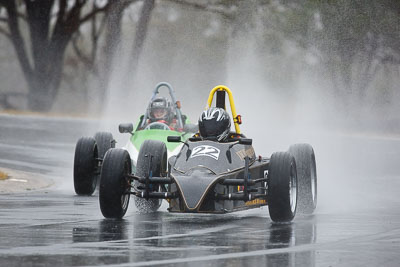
[73,82,197,196]
[99,85,317,223]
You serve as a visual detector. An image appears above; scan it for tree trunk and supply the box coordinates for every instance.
[97,2,129,108]
[3,0,74,112]
[127,0,156,83]
[24,0,54,111]
[28,35,71,111]
[3,0,34,88]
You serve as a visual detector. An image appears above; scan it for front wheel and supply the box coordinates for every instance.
[268,152,297,223]
[73,137,98,195]
[99,148,131,219]
[134,140,167,213]
[289,144,317,214]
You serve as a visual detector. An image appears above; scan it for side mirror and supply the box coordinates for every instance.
[167,136,181,142]
[119,123,133,134]
[239,138,252,145]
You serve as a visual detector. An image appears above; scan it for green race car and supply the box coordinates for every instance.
[73,82,197,196]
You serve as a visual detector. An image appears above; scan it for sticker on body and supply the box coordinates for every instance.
[190,145,221,160]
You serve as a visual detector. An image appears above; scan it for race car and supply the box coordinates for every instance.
[99,85,317,223]
[73,82,197,196]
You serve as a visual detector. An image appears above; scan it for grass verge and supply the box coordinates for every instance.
[0,171,9,180]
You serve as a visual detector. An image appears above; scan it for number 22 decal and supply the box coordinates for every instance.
[190,145,221,160]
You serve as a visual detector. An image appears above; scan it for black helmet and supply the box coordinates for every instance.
[148,97,170,121]
[199,107,231,141]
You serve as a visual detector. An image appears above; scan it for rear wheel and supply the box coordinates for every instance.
[134,140,167,213]
[268,152,297,223]
[289,144,317,214]
[94,132,115,159]
[99,148,131,219]
[94,132,115,187]
[73,137,98,195]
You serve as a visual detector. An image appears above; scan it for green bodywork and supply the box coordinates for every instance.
[130,116,194,152]
[131,129,192,151]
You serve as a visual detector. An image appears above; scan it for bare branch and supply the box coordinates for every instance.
[64,0,86,32]
[71,32,94,70]
[58,0,67,20]
[0,25,11,39]
[95,8,107,38]
[79,3,111,25]
[52,0,67,40]
[0,12,26,22]
[17,11,27,21]
[164,0,234,20]
[4,1,33,80]
[90,3,98,65]
[80,0,138,27]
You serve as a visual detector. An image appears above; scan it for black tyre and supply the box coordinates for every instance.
[134,140,167,213]
[99,148,131,219]
[268,152,298,223]
[73,137,98,195]
[94,132,115,159]
[289,144,317,214]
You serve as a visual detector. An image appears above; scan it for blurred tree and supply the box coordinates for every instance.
[0,0,238,112]
[1,0,396,114]
[98,1,135,108]
[254,0,400,108]
[126,0,234,84]
[0,0,115,111]
[312,0,400,106]
[128,0,155,81]
[102,0,157,112]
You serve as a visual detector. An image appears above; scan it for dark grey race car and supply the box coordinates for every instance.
[98,86,317,223]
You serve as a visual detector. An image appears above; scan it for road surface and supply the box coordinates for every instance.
[0,113,400,266]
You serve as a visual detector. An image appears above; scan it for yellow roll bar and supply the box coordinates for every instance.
[207,85,241,134]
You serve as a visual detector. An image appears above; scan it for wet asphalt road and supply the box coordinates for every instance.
[1,114,400,267]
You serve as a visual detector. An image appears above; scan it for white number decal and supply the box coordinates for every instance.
[190,145,220,160]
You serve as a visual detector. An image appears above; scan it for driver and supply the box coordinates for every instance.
[146,97,177,129]
[198,107,231,142]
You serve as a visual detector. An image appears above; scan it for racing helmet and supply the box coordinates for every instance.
[198,107,231,141]
[148,97,170,121]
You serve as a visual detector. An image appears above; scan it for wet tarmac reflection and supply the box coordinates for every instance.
[71,212,317,266]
